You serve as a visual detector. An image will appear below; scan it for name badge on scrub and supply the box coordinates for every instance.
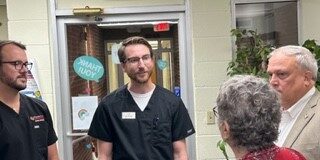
[122,112,136,119]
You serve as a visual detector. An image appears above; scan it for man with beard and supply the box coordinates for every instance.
[267,45,320,159]
[0,40,59,160]
[88,36,195,160]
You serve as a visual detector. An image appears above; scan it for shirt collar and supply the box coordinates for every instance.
[283,87,315,118]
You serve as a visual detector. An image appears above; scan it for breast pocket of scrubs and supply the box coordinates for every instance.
[32,120,49,148]
[152,120,171,144]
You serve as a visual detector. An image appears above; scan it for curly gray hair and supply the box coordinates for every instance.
[216,75,281,151]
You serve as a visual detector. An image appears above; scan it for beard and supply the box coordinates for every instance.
[127,69,153,84]
[0,70,27,91]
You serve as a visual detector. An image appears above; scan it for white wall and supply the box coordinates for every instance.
[6,0,56,121]
[0,5,8,40]
[300,0,320,43]
[189,0,234,159]
[56,0,184,9]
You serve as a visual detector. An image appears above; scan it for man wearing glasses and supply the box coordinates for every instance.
[0,40,59,160]
[89,36,195,160]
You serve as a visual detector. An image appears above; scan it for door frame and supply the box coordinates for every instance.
[51,4,195,160]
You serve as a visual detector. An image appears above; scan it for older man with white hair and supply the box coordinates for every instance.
[267,45,320,160]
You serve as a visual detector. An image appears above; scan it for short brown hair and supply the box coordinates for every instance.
[118,36,153,63]
[0,40,26,62]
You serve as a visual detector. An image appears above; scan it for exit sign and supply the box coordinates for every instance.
[153,22,170,32]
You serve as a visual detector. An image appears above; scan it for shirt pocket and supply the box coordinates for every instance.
[32,121,48,148]
[152,121,171,144]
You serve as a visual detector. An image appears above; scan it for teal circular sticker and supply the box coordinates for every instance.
[73,56,104,82]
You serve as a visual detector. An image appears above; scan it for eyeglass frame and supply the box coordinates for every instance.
[1,61,33,71]
[124,54,152,65]
[213,106,218,118]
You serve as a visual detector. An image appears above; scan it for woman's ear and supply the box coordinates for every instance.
[220,121,230,141]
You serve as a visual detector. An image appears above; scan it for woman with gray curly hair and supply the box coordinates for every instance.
[216,75,306,160]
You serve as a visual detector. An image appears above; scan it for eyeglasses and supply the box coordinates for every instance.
[1,61,33,70]
[124,54,152,65]
[213,106,218,118]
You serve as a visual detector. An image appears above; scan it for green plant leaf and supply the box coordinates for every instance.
[228,28,273,79]
[217,140,229,160]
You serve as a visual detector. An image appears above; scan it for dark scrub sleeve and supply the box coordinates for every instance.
[33,98,58,146]
[45,105,58,145]
[88,102,113,142]
[171,99,195,142]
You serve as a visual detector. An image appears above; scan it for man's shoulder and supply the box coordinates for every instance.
[310,90,320,115]
[155,85,179,99]
[307,90,320,109]
[290,90,320,148]
[20,94,48,111]
[314,89,320,100]
[152,86,185,109]
[100,85,127,104]
[312,89,320,98]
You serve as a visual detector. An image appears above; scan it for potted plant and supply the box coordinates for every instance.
[227,29,320,89]
[227,29,273,78]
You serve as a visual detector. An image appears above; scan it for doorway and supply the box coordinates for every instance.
[56,12,192,160]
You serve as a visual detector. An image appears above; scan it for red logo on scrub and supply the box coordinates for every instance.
[30,115,45,122]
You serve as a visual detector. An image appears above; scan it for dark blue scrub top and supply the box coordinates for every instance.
[0,94,58,160]
[89,85,195,160]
